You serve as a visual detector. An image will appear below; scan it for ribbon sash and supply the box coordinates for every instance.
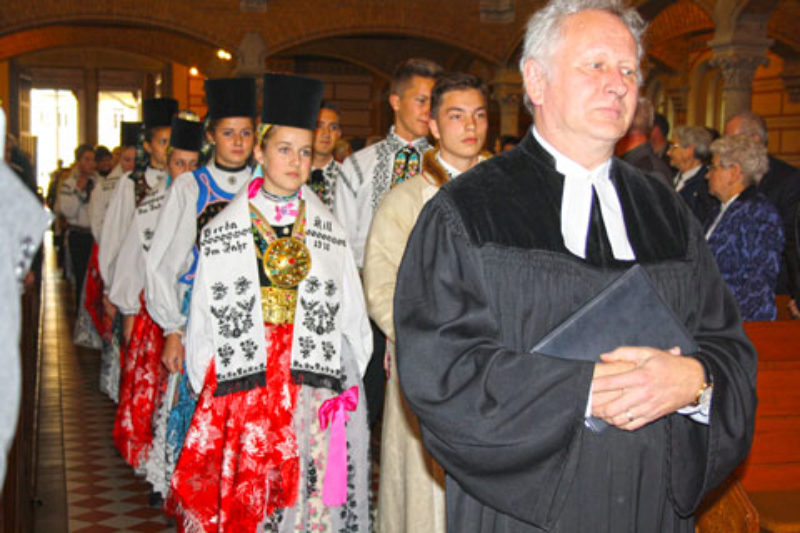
[318,385,359,506]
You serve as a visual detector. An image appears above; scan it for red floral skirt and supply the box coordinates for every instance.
[83,244,106,337]
[166,323,299,533]
[113,294,166,468]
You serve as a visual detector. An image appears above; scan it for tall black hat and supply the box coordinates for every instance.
[261,73,324,131]
[205,77,256,120]
[169,116,205,152]
[142,98,178,129]
[120,121,142,147]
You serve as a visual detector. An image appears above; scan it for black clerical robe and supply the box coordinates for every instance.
[394,132,757,532]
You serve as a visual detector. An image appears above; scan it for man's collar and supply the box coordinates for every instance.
[436,152,463,178]
[532,126,611,181]
[387,125,429,151]
[681,164,702,180]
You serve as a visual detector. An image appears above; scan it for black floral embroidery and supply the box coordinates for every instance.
[218,344,234,367]
[263,507,284,532]
[210,296,255,338]
[324,279,337,297]
[300,298,340,335]
[338,442,359,532]
[234,275,252,295]
[321,341,336,362]
[306,276,320,293]
[211,282,227,301]
[370,141,393,209]
[306,458,318,499]
[240,339,257,360]
[298,336,315,359]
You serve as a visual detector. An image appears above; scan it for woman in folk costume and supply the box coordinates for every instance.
[144,77,257,492]
[82,122,141,350]
[363,72,491,533]
[111,116,204,474]
[99,98,178,402]
[167,73,372,533]
[110,117,204,492]
[140,117,205,501]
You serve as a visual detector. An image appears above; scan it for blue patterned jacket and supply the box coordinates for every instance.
[707,186,784,321]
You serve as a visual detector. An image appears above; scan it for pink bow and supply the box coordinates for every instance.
[248,165,264,199]
[318,385,359,506]
[274,202,299,222]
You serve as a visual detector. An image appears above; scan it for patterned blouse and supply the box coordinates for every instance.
[706,186,784,321]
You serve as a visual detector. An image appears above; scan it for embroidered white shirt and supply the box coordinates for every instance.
[144,160,251,334]
[333,126,430,268]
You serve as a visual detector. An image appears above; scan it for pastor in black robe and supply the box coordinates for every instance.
[393,131,757,532]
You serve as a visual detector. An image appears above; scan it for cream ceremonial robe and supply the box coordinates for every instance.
[364,151,484,533]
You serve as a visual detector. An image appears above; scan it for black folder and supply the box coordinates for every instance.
[531,265,698,432]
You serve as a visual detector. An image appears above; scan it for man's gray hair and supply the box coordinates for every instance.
[726,111,768,146]
[518,0,647,114]
[674,125,713,165]
[711,134,769,186]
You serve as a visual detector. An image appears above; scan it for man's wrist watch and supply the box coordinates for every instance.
[692,381,713,417]
[691,357,713,416]
[692,382,710,406]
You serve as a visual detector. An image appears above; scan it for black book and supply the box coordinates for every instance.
[531,264,698,432]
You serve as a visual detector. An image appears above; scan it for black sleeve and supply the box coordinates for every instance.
[669,219,758,515]
[394,193,594,528]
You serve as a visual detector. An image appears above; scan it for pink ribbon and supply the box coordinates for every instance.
[318,385,359,506]
[248,165,264,199]
[274,202,299,222]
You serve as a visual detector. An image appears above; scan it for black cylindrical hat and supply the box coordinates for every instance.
[120,121,142,147]
[205,77,256,120]
[169,116,205,152]
[142,98,178,129]
[261,73,324,131]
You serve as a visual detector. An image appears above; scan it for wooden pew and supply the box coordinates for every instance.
[734,320,800,532]
[695,478,759,533]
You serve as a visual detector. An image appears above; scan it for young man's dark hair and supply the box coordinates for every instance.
[320,100,340,114]
[94,145,112,162]
[389,57,443,96]
[430,72,488,117]
[74,143,94,162]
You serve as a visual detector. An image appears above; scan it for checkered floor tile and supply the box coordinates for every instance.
[34,240,174,532]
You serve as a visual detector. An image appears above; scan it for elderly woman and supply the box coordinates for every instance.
[706,134,784,321]
[668,125,718,225]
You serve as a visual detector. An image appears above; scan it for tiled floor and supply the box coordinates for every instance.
[34,239,173,533]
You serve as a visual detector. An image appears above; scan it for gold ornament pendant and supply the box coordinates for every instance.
[263,237,311,288]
